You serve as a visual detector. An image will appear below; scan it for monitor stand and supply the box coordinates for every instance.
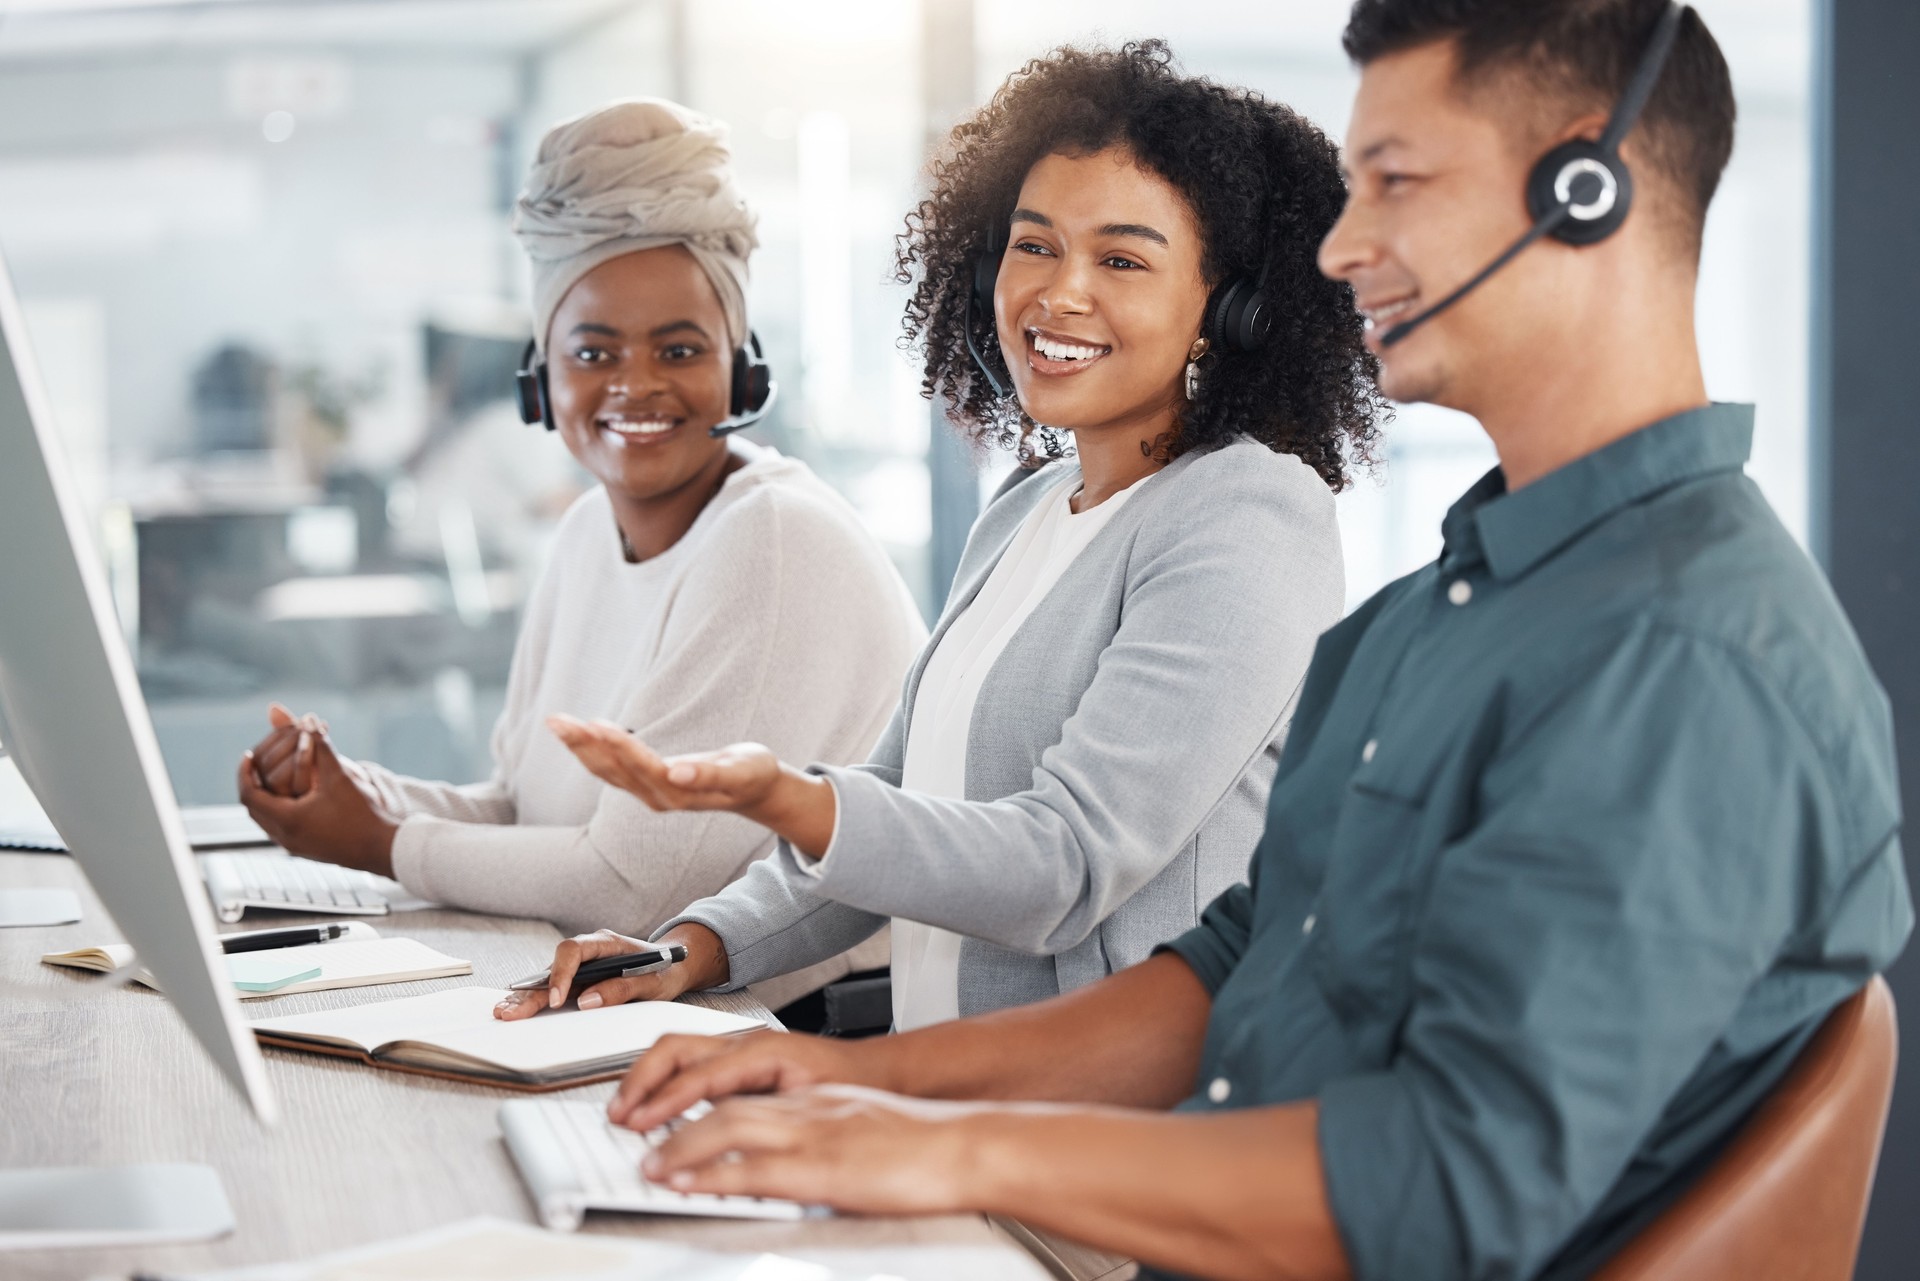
[0,1163,235,1251]
[0,727,232,1251]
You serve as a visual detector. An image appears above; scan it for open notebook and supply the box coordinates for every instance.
[42,929,470,1001]
[249,986,765,1089]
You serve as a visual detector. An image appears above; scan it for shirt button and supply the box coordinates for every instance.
[1361,739,1377,763]
[1448,579,1474,606]
[1302,913,1317,936]
[1208,1076,1232,1104]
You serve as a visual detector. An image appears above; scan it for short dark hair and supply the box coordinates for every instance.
[1342,0,1736,251]
[894,40,1386,491]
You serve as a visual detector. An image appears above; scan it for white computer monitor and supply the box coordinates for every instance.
[0,250,275,1125]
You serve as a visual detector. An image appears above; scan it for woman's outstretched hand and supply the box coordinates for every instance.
[546,715,838,857]
[547,715,780,811]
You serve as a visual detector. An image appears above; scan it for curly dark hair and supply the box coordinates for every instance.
[894,40,1386,490]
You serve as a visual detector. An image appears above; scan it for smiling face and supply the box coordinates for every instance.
[544,246,734,505]
[1318,41,1589,412]
[992,148,1211,444]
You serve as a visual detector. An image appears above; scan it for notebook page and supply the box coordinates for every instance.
[233,937,470,1000]
[424,1000,762,1075]
[251,985,511,1054]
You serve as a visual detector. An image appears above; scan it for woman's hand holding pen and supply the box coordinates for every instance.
[546,714,838,859]
[493,924,727,1020]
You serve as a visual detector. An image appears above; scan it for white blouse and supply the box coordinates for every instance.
[889,467,1155,1031]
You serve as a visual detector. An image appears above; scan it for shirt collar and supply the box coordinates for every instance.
[1440,403,1755,582]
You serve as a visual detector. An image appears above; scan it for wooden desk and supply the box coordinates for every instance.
[0,852,1043,1279]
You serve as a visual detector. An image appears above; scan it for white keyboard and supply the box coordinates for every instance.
[200,850,397,923]
[499,1098,818,1231]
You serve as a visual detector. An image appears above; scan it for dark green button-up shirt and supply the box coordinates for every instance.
[1154,405,1910,1281]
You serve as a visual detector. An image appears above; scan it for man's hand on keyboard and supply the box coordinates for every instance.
[607,1027,891,1135]
[639,1084,987,1215]
[238,724,399,879]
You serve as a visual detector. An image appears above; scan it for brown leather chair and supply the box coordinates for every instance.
[1595,976,1898,1281]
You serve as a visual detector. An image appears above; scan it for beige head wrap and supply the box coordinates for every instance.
[513,98,757,354]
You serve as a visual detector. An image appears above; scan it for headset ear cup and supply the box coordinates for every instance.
[973,221,1007,315]
[726,333,773,423]
[514,369,542,426]
[1204,278,1276,354]
[730,346,750,418]
[1232,286,1274,352]
[514,339,554,429]
[965,229,1011,396]
[972,250,1000,317]
[1529,139,1634,245]
[1203,282,1234,351]
[736,353,771,417]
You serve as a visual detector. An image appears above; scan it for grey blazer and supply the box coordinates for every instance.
[661,435,1344,1017]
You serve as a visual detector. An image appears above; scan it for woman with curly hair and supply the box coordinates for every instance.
[499,41,1385,1032]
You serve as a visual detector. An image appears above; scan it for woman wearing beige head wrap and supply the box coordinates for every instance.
[237,99,920,1013]
[515,97,756,356]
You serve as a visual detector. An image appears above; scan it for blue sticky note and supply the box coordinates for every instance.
[227,953,321,993]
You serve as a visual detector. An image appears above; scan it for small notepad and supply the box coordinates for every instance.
[41,929,470,1000]
[226,954,321,992]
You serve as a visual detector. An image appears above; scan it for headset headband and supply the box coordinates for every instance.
[1601,2,1687,156]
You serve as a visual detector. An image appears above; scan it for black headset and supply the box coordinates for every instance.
[964,221,1278,399]
[514,332,777,437]
[1381,1,1689,347]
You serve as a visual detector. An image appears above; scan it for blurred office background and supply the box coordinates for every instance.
[0,0,1811,804]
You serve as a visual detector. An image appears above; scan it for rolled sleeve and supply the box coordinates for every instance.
[1158,881,1256,996]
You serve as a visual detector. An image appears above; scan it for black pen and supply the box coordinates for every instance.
[220,924,349,954]
[507,944,688,999]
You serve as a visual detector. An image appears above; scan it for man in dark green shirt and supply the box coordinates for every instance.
[1160,399,1907,1279]
[557,4,1911,1279]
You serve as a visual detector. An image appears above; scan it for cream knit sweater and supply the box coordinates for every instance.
[359,442,924,1007]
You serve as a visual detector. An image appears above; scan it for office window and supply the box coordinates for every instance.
[0,0,1812,806]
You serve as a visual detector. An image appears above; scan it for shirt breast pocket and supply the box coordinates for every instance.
[1308,775,1433,1037]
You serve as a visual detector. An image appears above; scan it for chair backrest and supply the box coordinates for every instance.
[1595,976,1898,1281]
